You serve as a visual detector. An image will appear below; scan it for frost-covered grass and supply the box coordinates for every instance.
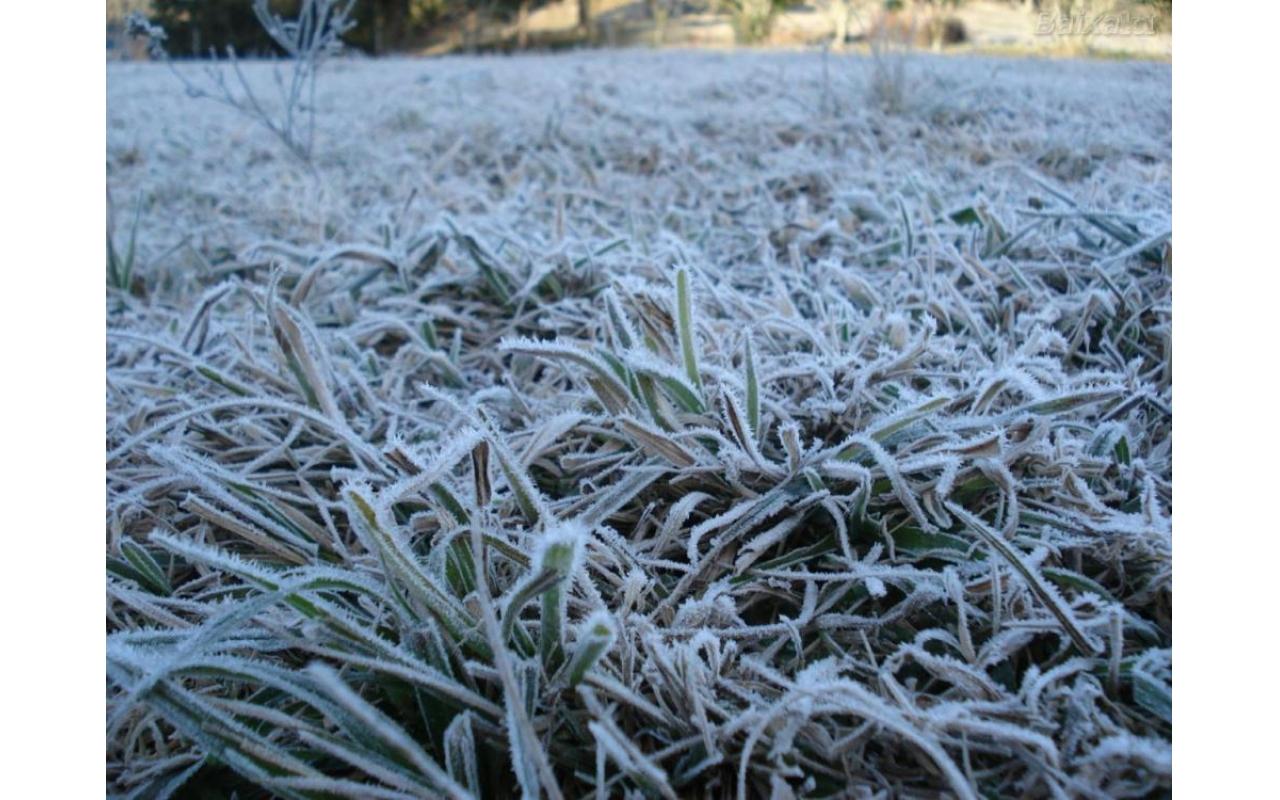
[107,51,1171,798]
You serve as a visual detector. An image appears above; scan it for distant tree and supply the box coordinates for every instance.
[363,0,410,53]
[517,0,531,47]
[107,0,155,57]
[150,0,284,56]
[821,0,852,49]
[724,0,798,44]
[360,0,457,52]
[485,0,539,49]
[914,0,964,51]
[107,0,154,23]
[645,0,671,45]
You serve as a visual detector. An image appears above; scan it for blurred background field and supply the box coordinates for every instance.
[108,0,1171,61]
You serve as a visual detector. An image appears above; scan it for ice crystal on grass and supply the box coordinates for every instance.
[108,51,1171,798]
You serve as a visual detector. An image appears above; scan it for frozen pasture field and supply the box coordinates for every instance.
[107,52,1171,799]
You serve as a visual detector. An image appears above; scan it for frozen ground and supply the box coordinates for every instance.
[107,51,1171,798]
[108,51,1170,270]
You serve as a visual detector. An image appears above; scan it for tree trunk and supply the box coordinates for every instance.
[384,0,409,53]
[647,0,668,46]
[517,0,530,49]
[578,0,591,36]
[465,9,479,53]
[830,0,849,50]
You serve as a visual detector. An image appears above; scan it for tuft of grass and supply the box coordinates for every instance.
[106,196,143,293]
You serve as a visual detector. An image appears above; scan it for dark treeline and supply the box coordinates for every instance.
[136,0,853,56]
[130,0,1172,58]
[148,0,567,56]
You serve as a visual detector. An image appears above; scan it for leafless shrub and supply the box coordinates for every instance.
[868,12,911,113]
[128,0,356,163]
